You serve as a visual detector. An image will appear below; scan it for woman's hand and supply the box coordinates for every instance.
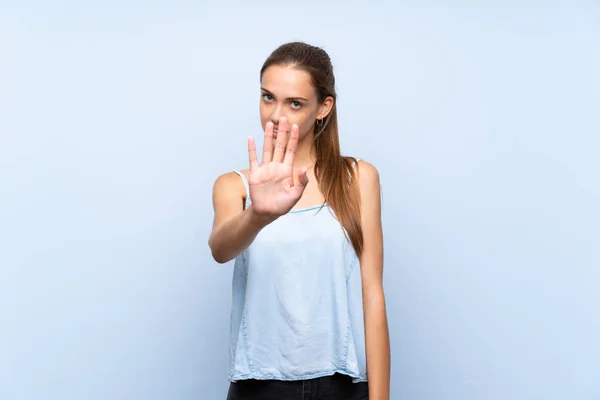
[247,116,308,220]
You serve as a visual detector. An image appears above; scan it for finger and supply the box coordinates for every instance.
[262,122,274,164]
[283,124,299,166]
[298,168,309,186]
[248,136,258,170]
[272,116,288,163]
[294,167,309,196]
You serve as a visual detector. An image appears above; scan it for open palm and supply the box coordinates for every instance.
[247,117,308,219]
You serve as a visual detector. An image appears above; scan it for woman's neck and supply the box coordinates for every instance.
[292,135,317,169]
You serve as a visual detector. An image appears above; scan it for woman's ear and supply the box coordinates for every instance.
[318,96,335,119]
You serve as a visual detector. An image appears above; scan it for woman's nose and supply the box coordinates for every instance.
[270,106,283,125]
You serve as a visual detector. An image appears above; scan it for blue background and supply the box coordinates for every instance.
[1,1,598,399]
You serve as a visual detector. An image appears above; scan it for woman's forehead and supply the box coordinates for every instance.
[261,65,315,97]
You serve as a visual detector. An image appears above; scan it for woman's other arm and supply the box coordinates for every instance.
[357,160,391,400]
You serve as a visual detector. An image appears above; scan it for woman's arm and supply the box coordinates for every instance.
[357,161,390,400]
[209,124,310,263]
[208,171,274,264]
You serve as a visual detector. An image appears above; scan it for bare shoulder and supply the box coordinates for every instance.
[352,159,381,193]
[213,170,242,191]
[212,169,248,206]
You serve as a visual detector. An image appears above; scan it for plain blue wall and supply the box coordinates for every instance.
[1,2,598,399]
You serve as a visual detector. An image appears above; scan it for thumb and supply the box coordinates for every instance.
[294,168,309,194]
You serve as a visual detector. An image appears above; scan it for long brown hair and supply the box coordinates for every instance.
[260,42,363,257]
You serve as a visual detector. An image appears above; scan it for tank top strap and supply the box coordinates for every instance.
[233,170,251,209]
[350,157,362,180]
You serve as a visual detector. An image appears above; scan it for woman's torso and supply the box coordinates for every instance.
[227,167,367,383]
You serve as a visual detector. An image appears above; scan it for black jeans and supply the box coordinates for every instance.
[226,373,369,400]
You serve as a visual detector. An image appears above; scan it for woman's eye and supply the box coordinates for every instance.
[262,94,273,101]
[291,101,302,109]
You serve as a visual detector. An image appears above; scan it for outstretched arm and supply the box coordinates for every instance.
[208,171,272,264]
[208,118,308,263]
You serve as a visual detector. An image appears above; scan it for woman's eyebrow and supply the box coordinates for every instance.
[261,88,308,102]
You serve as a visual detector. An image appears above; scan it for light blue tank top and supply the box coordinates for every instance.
[228,168,367,383]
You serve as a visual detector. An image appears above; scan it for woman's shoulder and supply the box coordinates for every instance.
[346,157,382,211]
[213,168,249,184]
[212,168,249,201]
[344,156,379,184]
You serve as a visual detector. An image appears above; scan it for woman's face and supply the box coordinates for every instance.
[259,64,332,142]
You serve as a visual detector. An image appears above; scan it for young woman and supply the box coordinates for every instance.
[209,41,390,400]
